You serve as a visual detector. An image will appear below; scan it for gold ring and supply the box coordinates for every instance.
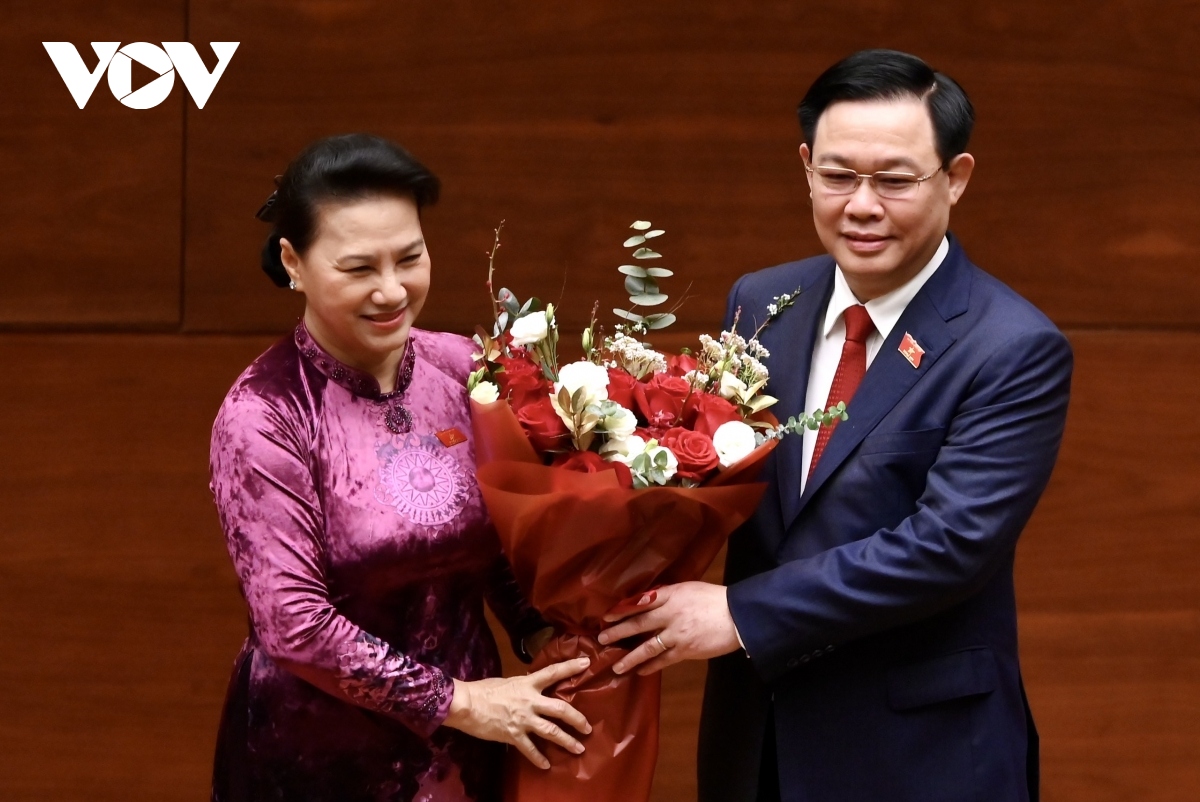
[655,634,669,652]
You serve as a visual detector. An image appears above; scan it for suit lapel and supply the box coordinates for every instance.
[782,238,973,529]
[767,262,834,532]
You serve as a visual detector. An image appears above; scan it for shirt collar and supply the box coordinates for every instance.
[823,235,949,341]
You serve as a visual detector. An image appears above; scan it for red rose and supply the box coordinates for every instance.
[506,372,553,408]
[659,427,720,482]
[665,352,699,378]
[634,373,692,429]
[552,450,634,489]
[495,355,540,389]
[606,368,640,411]
[496,356,551,408]
[682,392,742,438]
[516,396,571,454]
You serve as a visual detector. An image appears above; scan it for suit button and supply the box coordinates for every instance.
[825,645,835,653]
[799,654,811,664]
[786,658,800,669]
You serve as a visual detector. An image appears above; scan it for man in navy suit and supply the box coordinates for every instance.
[599,49,1071,801]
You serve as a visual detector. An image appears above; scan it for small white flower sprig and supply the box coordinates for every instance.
[731,283,850,443]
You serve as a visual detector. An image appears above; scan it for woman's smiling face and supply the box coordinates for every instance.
[281,193,430,387]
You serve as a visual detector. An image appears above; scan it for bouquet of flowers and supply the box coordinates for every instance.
[467,222,840,802]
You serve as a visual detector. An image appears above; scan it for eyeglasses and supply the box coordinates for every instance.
[806,164,943,199]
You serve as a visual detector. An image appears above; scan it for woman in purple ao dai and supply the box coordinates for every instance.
[209,135,591,802]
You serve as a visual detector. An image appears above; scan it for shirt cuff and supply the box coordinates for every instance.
[732,616,748,653]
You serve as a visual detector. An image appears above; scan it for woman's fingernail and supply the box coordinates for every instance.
[572,743,585,754]
[638,593,653,606]
[597,633,609,644]
[613,663,625,675]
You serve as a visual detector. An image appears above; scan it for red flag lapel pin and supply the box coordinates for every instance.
[899,332,925,368]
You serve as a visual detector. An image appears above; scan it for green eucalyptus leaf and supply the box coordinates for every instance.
[612,308,646,322]
[630,293,668,306]
[645,267,674,277]
[519,298,534,314]
[623,235,646,248]
[624,276,659,296]
[643,229,665,239]
[618,265,650,277]
[632,247,662,259]
[497,311,509,331]
[631,220,652,230]
[645,313,677,330]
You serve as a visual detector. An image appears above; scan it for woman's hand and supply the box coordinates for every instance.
[444,657,592,769]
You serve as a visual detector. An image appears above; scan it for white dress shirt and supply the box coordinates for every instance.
[798,236,949,493]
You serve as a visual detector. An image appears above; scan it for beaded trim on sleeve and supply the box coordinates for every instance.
[335,632,451,729]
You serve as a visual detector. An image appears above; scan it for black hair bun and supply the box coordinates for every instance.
[260,233,291,288]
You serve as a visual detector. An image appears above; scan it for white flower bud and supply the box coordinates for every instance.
[712,420,757,467]
[600,434,646,465]
[643,444,679,484]
[602,404,638,440]
[719,371,748,400]
[469,380,499,404]
[509,311,550,347]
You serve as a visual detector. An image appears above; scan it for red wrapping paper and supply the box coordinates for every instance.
[471,399,776,802]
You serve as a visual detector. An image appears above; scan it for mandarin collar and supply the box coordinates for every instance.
[294,322,416,401]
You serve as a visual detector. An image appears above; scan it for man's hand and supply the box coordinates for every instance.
[597,582,742,675]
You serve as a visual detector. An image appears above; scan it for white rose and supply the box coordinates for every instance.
[600,434,646,465]
[712,420,757,467]
[554,361,609,408]
[469,380,499,404]
[642,444,679,484]
[602,404,638,440]
[509,311,550,347]
[718,371,748,401]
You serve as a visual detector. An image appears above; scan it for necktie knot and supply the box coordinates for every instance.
[843,305,874,344]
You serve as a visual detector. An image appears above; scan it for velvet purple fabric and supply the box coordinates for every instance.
[209,323,544,802]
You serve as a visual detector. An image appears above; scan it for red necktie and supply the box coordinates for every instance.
[808,304,875,479]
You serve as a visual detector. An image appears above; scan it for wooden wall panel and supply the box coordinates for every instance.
[1016,330,1200,801]
[184,1,1200,335]
[0,334,271,800]
[0,2,185,327]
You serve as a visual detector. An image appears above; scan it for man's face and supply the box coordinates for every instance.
[801,97,974,300]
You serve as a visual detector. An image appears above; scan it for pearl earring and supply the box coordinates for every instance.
[289,279,296,290]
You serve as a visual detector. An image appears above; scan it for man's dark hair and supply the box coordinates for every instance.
[798,49,974,168]
[257,133,441,288]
